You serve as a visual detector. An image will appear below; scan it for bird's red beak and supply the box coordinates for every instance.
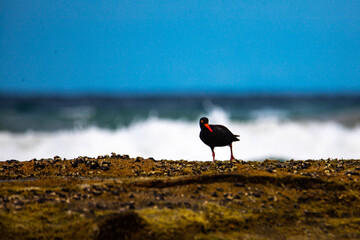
[204,123,213,132]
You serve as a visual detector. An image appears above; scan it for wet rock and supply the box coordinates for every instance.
[101,161,110,171]
[73,193,82,200]
[135,157,143,162]
[36,196,48,204]
[61,187,71,193]
[56,192,66,199]
[89,161,100,170]
[267,167,277,173]
[234,193,243,199]
[268,196,278,202]
[13,198,24,206]
[91,186,103,196]
[59,164,66,171]
[53,156,62,162]
[224,193,234,201]
[346,170,359,176]
[96,202,108,210]
[120,154,130,159]
[252,192,262,198]
[34,161,45,170]
[110,189,119,196]
[6,159,20,164]
[70,160,78,167]
[76,157,87,164]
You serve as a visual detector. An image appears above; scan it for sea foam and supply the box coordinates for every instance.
[1,108,360,161]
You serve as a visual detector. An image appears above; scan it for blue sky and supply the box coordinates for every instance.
[1,1,360,95]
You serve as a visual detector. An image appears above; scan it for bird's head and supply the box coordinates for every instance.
[199,117,213,132]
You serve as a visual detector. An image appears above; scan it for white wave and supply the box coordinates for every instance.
[1,109,360,161]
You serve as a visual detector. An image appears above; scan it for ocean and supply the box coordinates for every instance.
[1,95,360,161]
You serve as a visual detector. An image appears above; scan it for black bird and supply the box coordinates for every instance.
[199,117,240,162]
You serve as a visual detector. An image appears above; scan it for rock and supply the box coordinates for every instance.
[101,161,110,171]
[89,161,100,170]
[92,186,103,196]
[56,192,66,198]
[111,152,122,158]
[304,210,323,218]
[267,167,277,173]
[252,192,261,198]
[135,157,143,162]
[76,157,86,164]
[183,202,192,208]
[224,193,234,201]
[165,202,174,209]
[34,161,45,170]
[73,193,82,200]
[268,196,277,202]
[13,199,24,206]
[6,160,20,164]
[120,155,130,159]
[346,170,359,176]
[234,182,245,187]
[234,193,243,199]
[111,189,119,196]
[71,160,78,167]
[120,202,135,210]
[211,192,219,198]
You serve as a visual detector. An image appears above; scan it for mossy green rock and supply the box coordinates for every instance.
[0,157,360,239]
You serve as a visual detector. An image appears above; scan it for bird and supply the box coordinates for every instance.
[199,117,240,162]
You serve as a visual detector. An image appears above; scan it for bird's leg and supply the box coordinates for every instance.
[229,143,236,163]
[211,148,215,162]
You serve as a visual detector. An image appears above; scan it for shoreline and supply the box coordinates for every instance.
[1,155,359,239]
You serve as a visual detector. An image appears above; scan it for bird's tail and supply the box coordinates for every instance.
[233,135,240,141]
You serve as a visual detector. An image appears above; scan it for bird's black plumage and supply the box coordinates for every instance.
[199,117,239,162]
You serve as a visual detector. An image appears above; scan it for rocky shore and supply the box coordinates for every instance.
[0,155,359,239]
